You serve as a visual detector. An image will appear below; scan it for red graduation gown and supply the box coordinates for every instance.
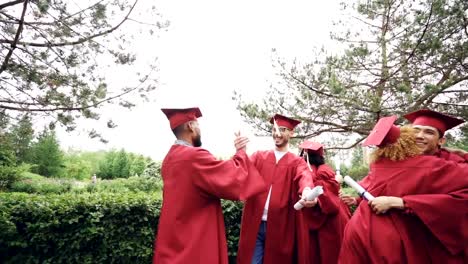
[339,156,468,264]
[153,145,266,264]
[302,164,350,264]
[437,148,468,163]
[237,151,314,264]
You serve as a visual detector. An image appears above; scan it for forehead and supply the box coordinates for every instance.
[272,126,290,130]
[412,124,438,133]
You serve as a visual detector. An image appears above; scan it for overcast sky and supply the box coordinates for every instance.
[58,0,346,161]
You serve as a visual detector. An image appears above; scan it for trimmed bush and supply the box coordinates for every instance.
[0,192,161,263]
[222,200,244,260]
[0,192,246,263]
[10,178,73,194]
[0,166,22,191]
[92,176,162,193]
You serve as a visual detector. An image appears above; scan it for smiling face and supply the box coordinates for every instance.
[412,124,445,155]
[272,126,293,149]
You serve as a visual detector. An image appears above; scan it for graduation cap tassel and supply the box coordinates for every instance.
[305,151,313,172]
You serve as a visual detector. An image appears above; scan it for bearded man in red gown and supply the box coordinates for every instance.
[153,107,267,264]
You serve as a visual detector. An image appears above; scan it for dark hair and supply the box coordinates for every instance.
[172,123,185,137]
[305,151,325,166]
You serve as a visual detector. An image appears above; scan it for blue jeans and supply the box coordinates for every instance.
[251,221,267,264]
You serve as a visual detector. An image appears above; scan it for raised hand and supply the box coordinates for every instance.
[234,131,249,152]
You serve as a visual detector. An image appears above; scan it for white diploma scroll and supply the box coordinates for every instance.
[343,176,375,201]
[294,186,324,210]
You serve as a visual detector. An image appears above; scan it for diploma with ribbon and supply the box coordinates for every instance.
[294,186,324,210]
[343,175,375,201]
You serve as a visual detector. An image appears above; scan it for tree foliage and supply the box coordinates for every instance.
[97,149,150,179]
[236,0,468,149]
[445,123,468,150]
[29,127,64,177]
[142,160,161,180]
[0,0,169,141]
[7,114,34,163]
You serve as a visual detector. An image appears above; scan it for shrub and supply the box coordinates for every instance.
[89,176,162,194]
[346,165,369,182]
[9,178,73,194]
[0,192,161,263]
[0,192,246,263]
[222,200,244,260]
[0,166,22,191]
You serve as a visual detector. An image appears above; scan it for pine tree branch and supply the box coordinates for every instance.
[0,0,138,48]
[326,138,365,150]
[387,1,433,80]
[0,0,104,26]
[0,0,27,75]
[0,66,155,113]
[0,0,24,10]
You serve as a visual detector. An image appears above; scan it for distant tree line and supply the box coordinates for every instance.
[0,113,154,182]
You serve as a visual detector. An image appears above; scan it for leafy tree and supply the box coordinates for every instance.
[0,129,16,167]
[0,133,22,190]
[30,128,64,177]
[97,149,150,179]
[128,154,150,177]
[446,124,468,151]
[62,155,93,180]
[112,149,130,178]
[141,160,161,180]
[8,114,34,163]
[350,146,364,167]
[0,0,169,141]
[0,147,15,167]
[236,0,468,149]
[97,150,117,179]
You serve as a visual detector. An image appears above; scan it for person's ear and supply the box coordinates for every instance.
[438,137,446,146]
[186,122,195,133]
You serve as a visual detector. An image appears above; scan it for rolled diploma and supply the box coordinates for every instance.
[294,186,324,210]
[343,176,375,201]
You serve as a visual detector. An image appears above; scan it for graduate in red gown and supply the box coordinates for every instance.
[298,141,350,264]
[404,109,467,163]
[153,107,267,264]
[341,109,467,207]
[339,116,468,264]
[237,114,315,264]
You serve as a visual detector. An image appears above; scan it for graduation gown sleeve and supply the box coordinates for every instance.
[192,148,267,200]
[402,161,468,255]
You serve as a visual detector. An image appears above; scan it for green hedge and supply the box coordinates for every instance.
[8,175,162,195]
[0,192,161,263]
[0,192,244,263]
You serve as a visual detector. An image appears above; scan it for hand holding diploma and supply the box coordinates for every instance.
[343,176,375,201]
[294,186,324,210]
[369,196,404,214]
